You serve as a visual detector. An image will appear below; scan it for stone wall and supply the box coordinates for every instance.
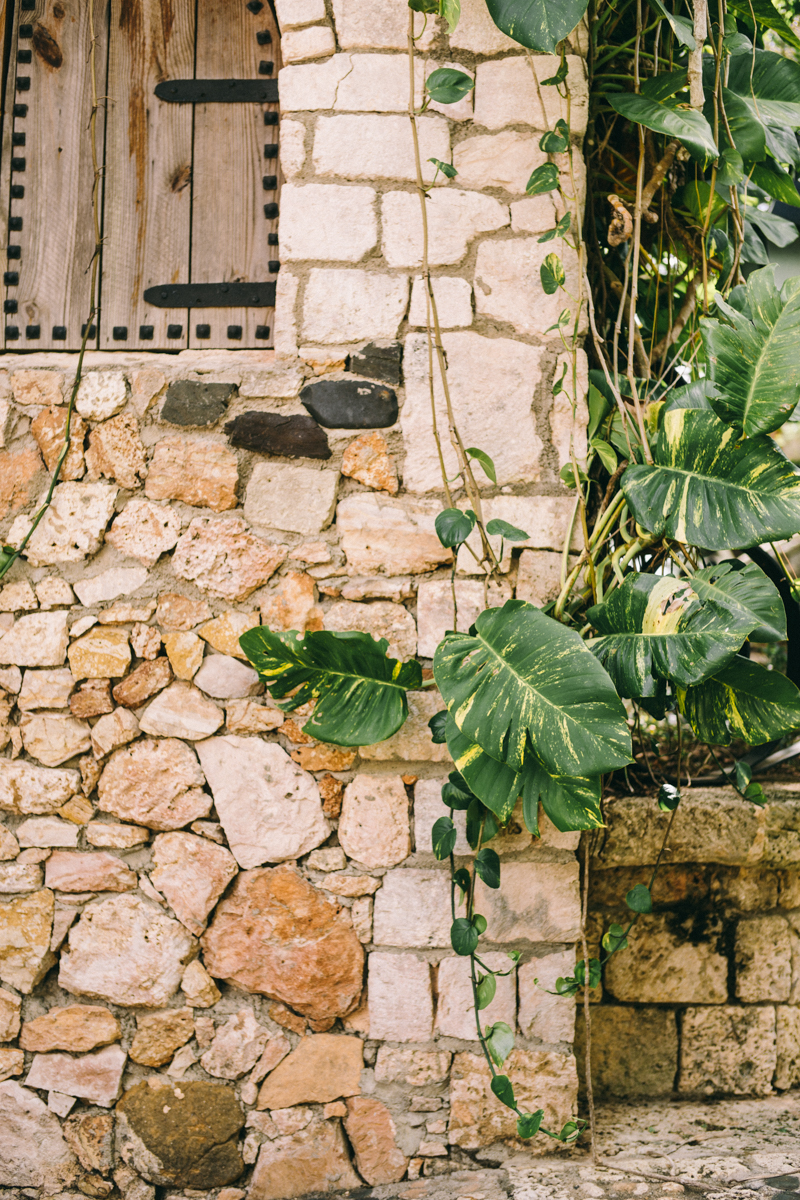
[0,0,591,1196]
[583,785,800,1100]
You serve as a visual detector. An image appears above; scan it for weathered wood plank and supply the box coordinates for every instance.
[9,0,108,351]
[189,0,280,350]
[100,0,195,351]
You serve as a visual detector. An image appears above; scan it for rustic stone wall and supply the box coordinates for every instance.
[584,785,800,1101]
[0,0,593,1196]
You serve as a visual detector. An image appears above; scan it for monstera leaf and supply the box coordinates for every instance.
[621,409,800,550]
[678,656,800,745]
[239,626,421,746]
[433,599,632,777]
[520,760,604,833]
[702,267,800,436]
[689,562,786,642]
[587,573,752,693]
[486,0,589,53]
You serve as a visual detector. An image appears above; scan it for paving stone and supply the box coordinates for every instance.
[0,861,42,891]
[474,862,581,942]
[226,697,285,734]
[604,913,729,1004]
[194,654,261,699]
[18,711,90,766]
[313,113,448,185]
[450,0,518,51]
[301,378,399,429]
[161,381,233,427]
[278,54,353,111]
[281,183,378,261]
[163,631,204,681]
[449,1049,578,1149]
[106,498,182,567]
[457,495,581,573]
[516,549,573,608]
[249,1118,361,1200]
[0,759,79,814]
[0,611,69,667]
[145,437,239,512]
[225,411,331,459]
[74,567,149,608]
[339,774,410,868]
[129,1007,195,1067]
[776,1004,800,1088]
[150,831,238,935]
[382,190,509,268]
[98,737,209,830]
[86,821,149,849]
[337,494,452,575]
[679,1006,777,1095]
[0,888,55,993]
[156,592,212,630]
[9,481,117,566]
[139,682,224,740]
[173,515,288,601]
[368,951,434,1040]
[416,578,511,657]
[197,610,259,658]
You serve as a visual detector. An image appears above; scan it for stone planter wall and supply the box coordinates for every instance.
[584,785,800,1100]
[0,0,592,1196]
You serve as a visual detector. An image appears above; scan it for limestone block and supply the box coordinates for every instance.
[85,412,147,489]
[361,689,451,762]
[337,493,453,575]
[302,268,409,343]
[18,668,74,710]
[172,515,288,601]
[374,1046,451,1084]
[0,448,42,519]
[0,1080,78,1190]
[679,1006,776,1095]
[368,951,434,1040]
[516,550,571,608]
[0,862,42,892]
[97,737,209,831]
[19,712,91,767]
[416,577,512,657]
[324,599,416,660]
[454,130,544,196]
[249,1119,361,1200]
[45,850,137,893]
[474,862,581,943]
[436,952,517,1040]
[74,567,149,608]
[105,498,181,567]
[31,406,86,480]
[282,24,336,63]
[129,1008,194,1067]
[605,914,728,1004]
[279,55,353,110]
[275,0,327,27]
[91,706,140,758]
[345,1096,408,1185]
[331,0,434,49]
[150,832,237,935]
[281,183,377,261]
[245,462,338,535]
[0,611,69,668]
[596,792,763,866]
[339,775,410,868]
[257,1033,362,1108]
[313,113,449,183]
[10,368,64,406]
[341,432,398,494]
[413,777,468,856]
[0,889,55,993]
[518,950,577,1044]
[763,791,800,864]
[86,821,148,849]
[25,1044,126,1108]
[373,869,451,946]
[776,1005,800,1089]
[474,236,582,338]
[68,628,131,681]
[449,0,518,51]
[8,481,117,566]
[75,371,127,420]
[0,579,37,612]
[473,55,588,136]
[144,436,239,512]
[0,988,20,1041]
[279,118,306,178]
[735,915,792,1001]
[196,736,329,868]
[408,276,473,329]
[0,759,79,814]
[458,495,581,573]
[139,682,223,740]
[194,654,260,699]
[575,1006,677,1097]
[382,190,508,268]
[201,1009,269,1080]
[449,1049,577,1149]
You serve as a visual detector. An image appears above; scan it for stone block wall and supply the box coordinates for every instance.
[0,0,592,1195]
[584,785,800,1100]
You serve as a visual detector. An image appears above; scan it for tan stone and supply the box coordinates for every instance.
[8,481,117,567]
[20,712,92,766]
[0,449,42,519]
[337,493,452,575]
[0,826,18,859]
[84,413,146,489]
[0,611,69,668]
[11,368,64,406]
[201,1009,269,1079]
[172,516,288,601]
[576,1006,677,1098]
[86,821,149,849]
[63,1109,114,1173]
[339,775,410,868]
[202,865,364,1021]
[156,593,212,630]
[368,952,433,1041]
[0,1077,80,1188]
[113,656,173,707]
[270,1002,307,1035]
[225,698,284,734]
[416,578,511,657]
[139,682,223,740]
[181,958,221,1007]
[291,744,356,771]
[374,1047,450,1085]
[776,1005,800,1089]
[322,874,381,897]
[130,623,161,660]
[36,577,75,608]
[449,1049,577,1149]
[518,950,577,1044]
[605,914,729,1004]
[319,773,344,818]
[20,1004,121,1053]
[90,707,140,759]
[735,915,792,1001]
[260,571,323,633]
[345,1096,407,1185]
[150,832,238,935]
[257,1034,362,1109]
[17,816,78,848]
[0,579,37,612]
[324,599,416,660]
[70,679,114,718]
[45,850,137,893]
[59,894,196,1007]
[98,737,208,830]
[0,888,55,993]
[0,988,20,1041]
[249,1119,361,1200]
[68,629,131,680]
[679,1006,776,1095]
[475,862,582,943]
[130,366,166,414]
[341,433,398,494]
[129,1007,195,1067]
[18,668,74,710]
[26,1043,126,1107]
[436,952,517,1041]
[0,1047,23,1081]
[198,611,259,659]
[59,794,94,824]
[361,689,450,763]
[372,871,451,948]
[0,861,42,891]
[105,498,181,567]
[145,437,239,511]
[163,630,204,680]
[31,407,86,480]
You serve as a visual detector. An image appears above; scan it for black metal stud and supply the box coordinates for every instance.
[264,111,278,125]
[3,272,18,286]
[25,324,40,339]
[227,324,243,339]
[4,300,18,314]
[9,217,22,232]
[257,30,272,44]
[264,202,279,219]
[17,49,31,64]
[82,323,97,338]
[258,61,273,75]
[139,325,154,340]
[167,323,183,338]
[195,324,211,339]
[19,24,32,37]
[7,246,21,260]
[112,326,128,341]
[268,232,279,245]
[13,104,27,118]
[16,78,30,91]
[11,157,25,172]
[269,260,281,273]
[11,186,24,200]
[247,0,264,12]
[21,0,35,9]
[12,133,25,146]
[263,175,277,190]
[52,325,67,340]
[5,327,19,340]
[264,143,278,158]
[255,325,270,339]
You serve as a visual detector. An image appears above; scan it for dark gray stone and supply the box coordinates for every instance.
[348,341,402,385]
[224,411,331,459]
[161,381,234,427]
[300,379,398,429]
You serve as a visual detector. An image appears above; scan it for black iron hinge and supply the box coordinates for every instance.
[155,79,278,104]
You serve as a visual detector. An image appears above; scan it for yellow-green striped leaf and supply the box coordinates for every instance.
[690,562,785,642]
[678,656,800,745]
[520,759,603,832]
[446,715,521,822]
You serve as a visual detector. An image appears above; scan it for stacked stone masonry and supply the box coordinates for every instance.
[0,0,595,1195]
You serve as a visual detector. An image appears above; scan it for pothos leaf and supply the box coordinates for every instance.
[625,883,653,913]
[485,1022,516,1067]
[517,1110,545,1138]
[440,0,461,34]
[527,162,560,195]
[486,0,589,53]
[606,92,718,162]
[475,971,497,1009]
[429,710,448,743]
[475,847,501,888]
[435,508,476,547]
[485,518,530,541]
[466,446,497,483]
[426,67,475,104]
[521,759,604,832]
[540,252,566,294]
[678,656,800,746]
[451,917,479,956]
[491,1073,516,1108]
[432,816,457,859]
[689,561,786,643]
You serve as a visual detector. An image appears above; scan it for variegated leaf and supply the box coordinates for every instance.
[678,656,800,745]
[690,561,786,642]
[446,715,521,822]
[520,759,604,833]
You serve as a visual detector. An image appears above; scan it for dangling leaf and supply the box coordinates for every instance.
[475,847,501,888]
[658,782,681,811]
[435,508,476,547]
[446,715,521,821]
[485,0,589,53]
[606,93,718,162]
[466,798,498,848]
[451,917,479,956]
[434,599,632,776]
[517,1111,545,1139]
[621,409,800,550]
[239,627,421,746]
[485,1023,516,1067]
[486,518,530,541]
[527,162,560,195]
[426,67,475,104]
[678,656,800,745]
[751,162,800,208]
[540,253,566,294]
[726,0,800,52]
[432,817,457,859]
[429,710,448,743]
[587,573,756,692]
[689,562,786,642]
[475,971,497,1009]
[466,447,497,483]
[441,0,462,34]
[521,758,604,832]
[625,883,653,913]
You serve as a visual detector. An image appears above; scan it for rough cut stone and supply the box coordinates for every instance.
[0,578,37,611]
[0,889,55,993]
[344,1096,408,1185]
[0,1047,23,1080]
[474,53,588,131]
[68,628,130,680]
[260,570,323,632]
[106,498,182,567]
[8,481,117,566]
[151,832,238,935]
[382,190,508,268]
[0,448,43,519]
[195,654,261,699]
[314,112,448,183]
[129,1007,194,1067]
[348,343,402,388]
[76,370,127,420]
[245,462,338,536]
[449,1049,577,1149]
[225,411,331,459]
[45,849,137,893]
[516,549,572,608]
[679,1006,776,1095]
[301,378,398,429]
[338,775,410,868]
[161,381,233,427]
[163,631,204,680]
[196,736,328,868]
[416,578,511,657]
[408,275,473,329]
[201,1009,269,1079]
[281,183,377,262]
[85,413,147,489]
[736,915,791,1001]
[0,611,68,667]
[372,870,451,948]
[172,516,288,601]
[776,1005,800,1089]
[116,1079,245,1188]
[518,950,577,1044]
[458,495,580,572]
[139,681,223,740]
[292,744,357,771]
[90,706,140,758]
[145,437,239,512]
[282,23,335,61]
[337,493,452,577]
[20,712,92,766]
[0,987,21,1040]
[31,406,86,480]
[0,861,42,892]
[98,737,209,830]
[112,656,172,706]
[331,0,433,49]
[181,959,221,1007]
[0,826,18,859]
[25,1043,126,1107]
[18,667,74,710]
[605,914,729,1004]
[201,865,364,1021]
[59,894,196,1007]
[249,1119,361,1200]
[324,599,416,660]
[257,1034,362,1109]
[361,690,450,762]
[0,1079,78,1190]
[0,759,79,814]
[86,821,148,849]
[374,1047,451,1086]
[576,1006,678,1097]
[474,236,582,338]
[11,367,65,407]
[63,1108,114,1173]
[437,952,517,1041]
[368,952,433,1041]
[197,610,258,658]
[341,432,399,496]
[226,699,285,735]
[305,271,407,349]
[157,592,212,630]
